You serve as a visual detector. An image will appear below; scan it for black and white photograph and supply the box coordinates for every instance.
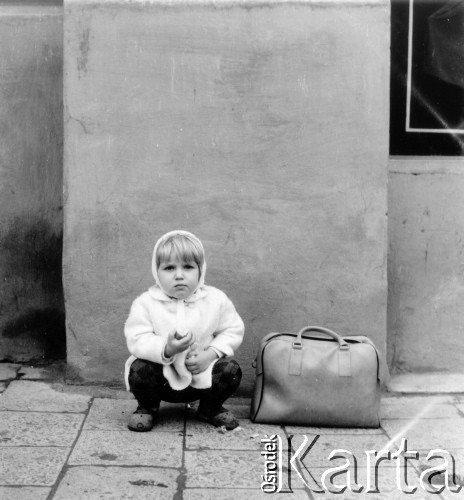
[0,0,463,498]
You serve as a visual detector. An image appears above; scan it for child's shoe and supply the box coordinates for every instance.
[196,406,239,430]
[128,406,159,432]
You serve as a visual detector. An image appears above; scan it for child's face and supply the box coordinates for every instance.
[157,258,200,299]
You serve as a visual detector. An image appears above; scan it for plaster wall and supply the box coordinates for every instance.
[2,1,463,389]
[388,159,464,374]
[63,0,389,391]
[0,3,65,362]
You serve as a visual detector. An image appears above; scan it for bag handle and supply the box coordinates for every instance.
[290,325,351,377]
[294,326,349,350]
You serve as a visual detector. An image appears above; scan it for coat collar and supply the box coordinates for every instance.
[148,284,208,303]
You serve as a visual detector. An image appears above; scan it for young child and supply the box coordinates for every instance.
[124,230,244,431]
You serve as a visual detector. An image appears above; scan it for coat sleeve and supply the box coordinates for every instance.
[124,296,174,365]
[208,295,244,357]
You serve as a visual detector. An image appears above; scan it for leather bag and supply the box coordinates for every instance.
[250,326,381,427]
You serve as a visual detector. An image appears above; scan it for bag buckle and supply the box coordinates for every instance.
[289,341,303,375]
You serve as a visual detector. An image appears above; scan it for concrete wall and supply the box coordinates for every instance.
[388,159,464,375]
[0,2,65,362]
[63,0,389,391]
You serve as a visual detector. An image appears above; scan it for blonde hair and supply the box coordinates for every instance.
[155,233,204,272]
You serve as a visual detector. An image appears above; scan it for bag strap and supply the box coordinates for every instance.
[290,326,351,377]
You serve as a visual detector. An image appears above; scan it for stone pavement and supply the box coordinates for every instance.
[0,363,463,499]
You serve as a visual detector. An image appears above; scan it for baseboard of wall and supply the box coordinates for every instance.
[387,372,464,394]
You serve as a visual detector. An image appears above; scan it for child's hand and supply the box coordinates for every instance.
[164,330,195,358]
[185,347,218,375]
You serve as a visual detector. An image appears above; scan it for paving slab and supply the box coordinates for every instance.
[285,425,385,435]
[387,373,464,394]
[0,486,51,500]
[456,404,464,416]
[183,488,310,499]
[308,464,437,499]
[53,466,179,499]
[0,411,83,446]
[0,381,460,498]
[220,404,251,420]
[415,450,464,499]
[83,398,184,432]
[17,365,65,382]
[418,448,464,474]
[185,449,264,488]
[438,488,464,500]
[68,430,183,467]
[438,475,464,500]
[280,433,394,469]
[381,396,460,419]
[226,397,253,407]
[0,364,20,382]
[187,402,251,420]
[0,381,91,412]
[59,384,134,400]
[186,418,285,451]
[0,447,69,486]
[382,395,454,405]
[382,418,464,451]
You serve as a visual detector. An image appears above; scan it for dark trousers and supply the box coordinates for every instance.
[128,357,242,414]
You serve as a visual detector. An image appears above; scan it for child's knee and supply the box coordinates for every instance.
[128,359,164,389]
[212,358,242,391]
